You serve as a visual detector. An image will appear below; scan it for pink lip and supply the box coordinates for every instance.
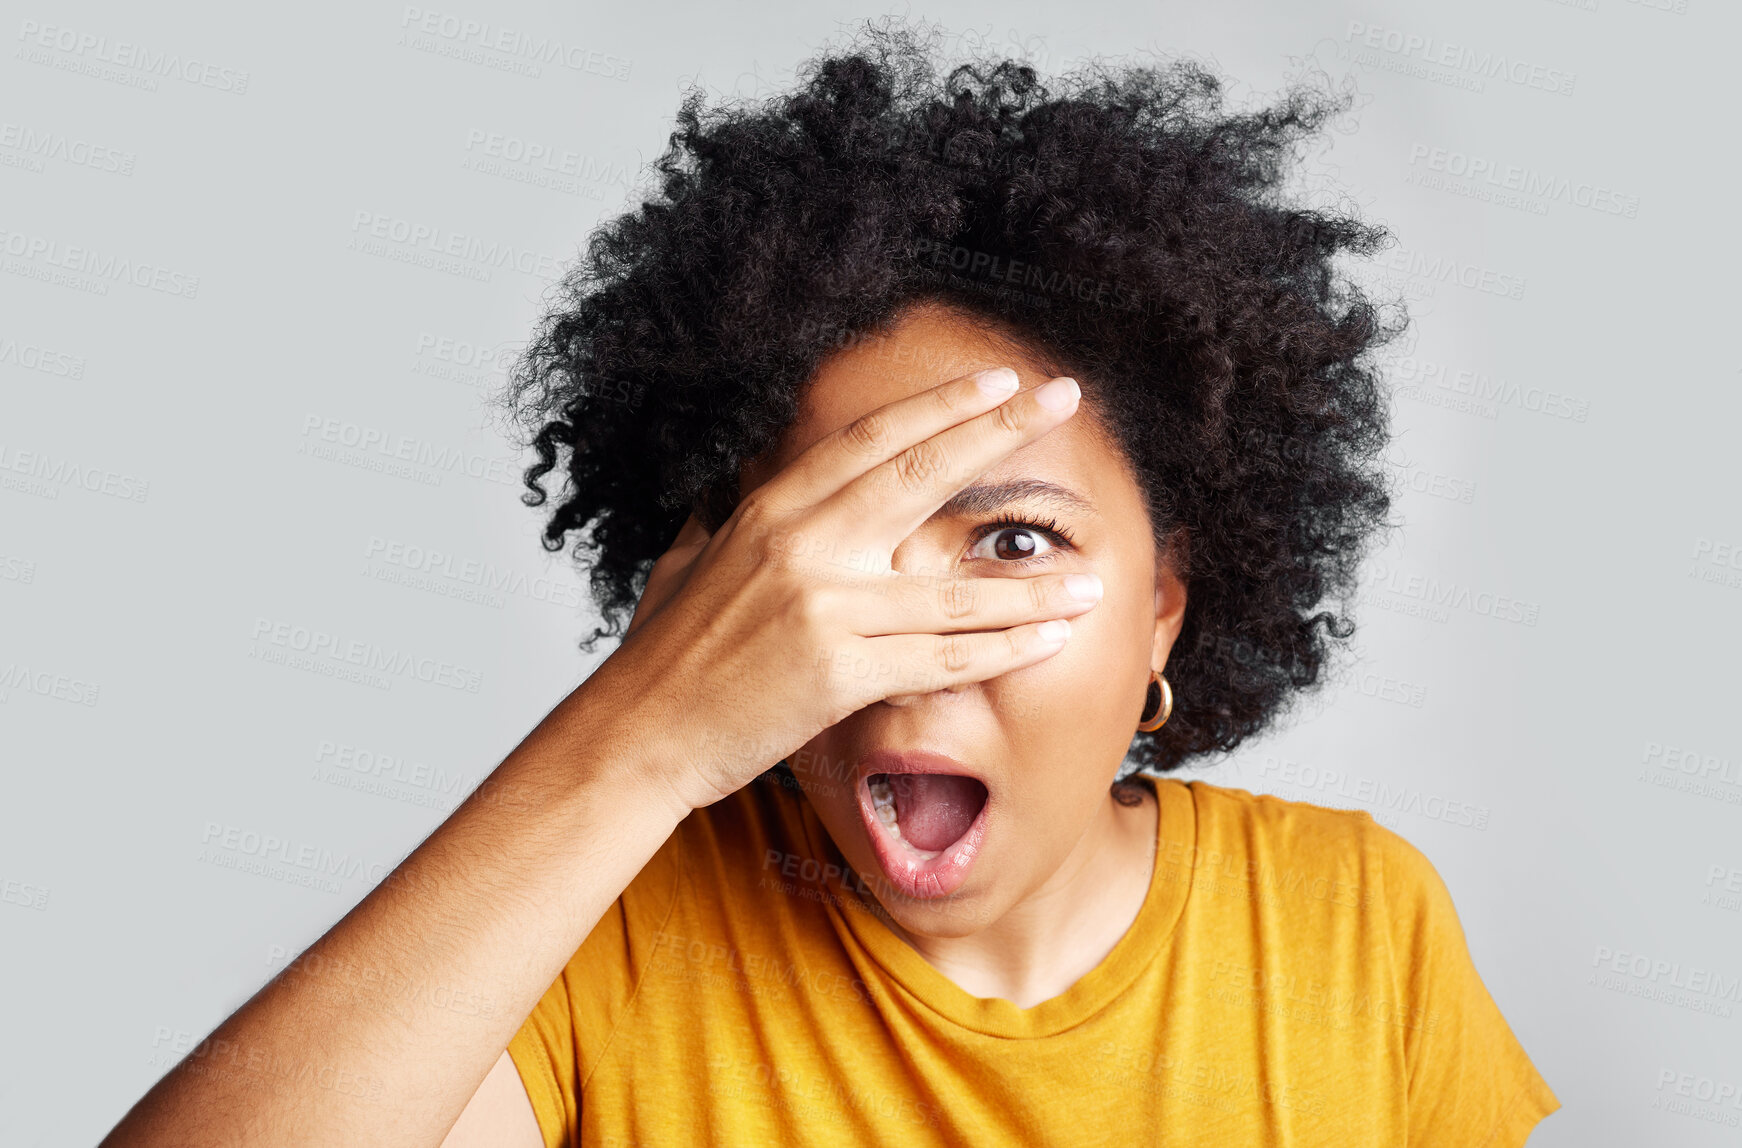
[854,748,993,902]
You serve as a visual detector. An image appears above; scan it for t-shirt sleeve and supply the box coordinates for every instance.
[1375,823,1561,1147]
[506,824,686,1148]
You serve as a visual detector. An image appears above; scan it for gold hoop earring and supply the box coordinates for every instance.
[1137,671,1173,732]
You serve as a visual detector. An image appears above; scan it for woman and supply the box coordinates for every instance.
[103,23,1559,1148]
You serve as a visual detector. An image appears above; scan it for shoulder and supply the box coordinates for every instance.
[1177,773,1490,947]
[1175,785,1565,1139]
[1180,776,1380,840]
[1170,773,1456,926]
[1180,773,1468,872]
[1175,778,1382,881]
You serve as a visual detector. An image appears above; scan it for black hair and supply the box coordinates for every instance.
[496,19,1401,792]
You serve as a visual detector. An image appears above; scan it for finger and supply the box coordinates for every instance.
[852,618,1074,701]
[626,514,714,637]
[825,375,1080,553]
[851,570,1104,637]
[750,366,1025,518]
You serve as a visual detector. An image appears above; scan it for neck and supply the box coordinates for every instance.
[887,780,1159,1009]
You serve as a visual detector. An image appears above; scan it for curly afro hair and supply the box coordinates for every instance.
[498,19,1402,785]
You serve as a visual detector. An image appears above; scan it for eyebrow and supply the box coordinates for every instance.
[933,478,1096,521]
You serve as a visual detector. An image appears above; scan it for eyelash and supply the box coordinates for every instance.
[968,515,1078,565]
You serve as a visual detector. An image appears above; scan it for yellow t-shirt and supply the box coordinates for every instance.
[508,773,1559,1146]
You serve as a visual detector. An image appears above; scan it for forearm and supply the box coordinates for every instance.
[102,685,688,1148]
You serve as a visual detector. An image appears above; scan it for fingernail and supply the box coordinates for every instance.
[1037,618,1072,642]
[1034,377,1079,411]
[1064,573,1103,602]
[977,367,1020,396]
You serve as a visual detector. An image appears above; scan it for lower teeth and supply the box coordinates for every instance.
[868,777,941,859]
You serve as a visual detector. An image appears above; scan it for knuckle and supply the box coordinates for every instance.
[934,379,973,416]
[893,439,949,494]
[939,577,976,621]
[739,501,807,568]
[992,394,1028,435]
[796,585,838,632]
[1028,576,1054,613]
[734,491,775,534]
[842,410,893,458]
[937,632,973,675]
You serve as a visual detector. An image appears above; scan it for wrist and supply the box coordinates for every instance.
[522,672,702,827]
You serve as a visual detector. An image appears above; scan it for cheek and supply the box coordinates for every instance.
[789,748,859,809]
[998,583,1151,697]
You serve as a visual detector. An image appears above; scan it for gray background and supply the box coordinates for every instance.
[2,1,1737,1144]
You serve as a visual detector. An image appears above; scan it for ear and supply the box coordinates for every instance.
[1151,540,1188,675]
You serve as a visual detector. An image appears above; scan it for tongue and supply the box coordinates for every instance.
[888,774,987,852]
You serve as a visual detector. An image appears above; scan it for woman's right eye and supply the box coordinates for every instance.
[964,516,1076,566]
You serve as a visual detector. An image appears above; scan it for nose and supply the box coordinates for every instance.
[884,530,975,706]
[887,530,953,582]
[881,685,966,707]
[884,529,982,710]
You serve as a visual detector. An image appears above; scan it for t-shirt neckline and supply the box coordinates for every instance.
[794,776,1198,1039]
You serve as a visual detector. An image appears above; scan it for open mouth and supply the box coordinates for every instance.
[854,753,991,901]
